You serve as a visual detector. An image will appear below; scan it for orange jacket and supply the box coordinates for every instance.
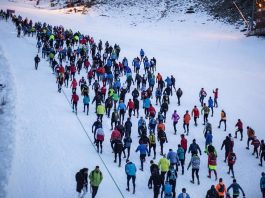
[215,182,226,196]
[157,123,165,132]
[183,113,191,124]
[247,127,255,138]
[221,111,226,120]
[156,73,162,82]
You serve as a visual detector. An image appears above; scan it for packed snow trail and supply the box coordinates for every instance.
[60,87,125,198]
[0,2,265,198]
[0,21,123,198]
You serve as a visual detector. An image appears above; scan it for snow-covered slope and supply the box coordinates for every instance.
[0,1,265,198]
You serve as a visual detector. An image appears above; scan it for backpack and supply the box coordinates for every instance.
[169,169,176,180]
[149,134,156,144]
[219,184,225,193]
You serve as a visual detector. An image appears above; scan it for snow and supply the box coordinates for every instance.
[0,1,265,198]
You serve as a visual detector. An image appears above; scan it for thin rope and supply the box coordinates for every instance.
[61,88,125,198]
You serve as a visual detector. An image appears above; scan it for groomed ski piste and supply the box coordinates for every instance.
[0,1,265,198]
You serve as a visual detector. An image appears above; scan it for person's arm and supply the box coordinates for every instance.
[227,184,232,193]
[187,159,191,170]
[198,144,202,155]
[238,184,245,196]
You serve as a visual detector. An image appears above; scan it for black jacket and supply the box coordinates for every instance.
[75,168,88,193]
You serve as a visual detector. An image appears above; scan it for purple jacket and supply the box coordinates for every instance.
[172,112,180,122]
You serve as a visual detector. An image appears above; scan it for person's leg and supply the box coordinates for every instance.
[132,175,136,193]
[127,175,131,190]
[173,121,177,133]
[127,147,131,159]
[180,159,184,174]
[191,169,195,182]
[118,152,122,166]
[92,186,98,198]
[100,141,103,153]
[231,165,235,178]
[114,152,117,162]
[183,123,186,132]
[160,141,164,155]
[196,169,200,183]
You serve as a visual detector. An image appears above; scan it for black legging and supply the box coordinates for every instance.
[127,175,136,190]
[235,129,243,140]
[260,152,265,165]
[149,144,156,158]
[203,114,208,124]
[228,164,235,178]
[96,140,103,152]
[91,186,98,198]
[123,147,131,159]
[192,168,199,182]
[114,151,122,166]
[173,121,178,133]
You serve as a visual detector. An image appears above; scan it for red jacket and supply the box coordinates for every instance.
[101,86,107,94]
[87,70,93,78]
[127,101,134,109]
[59,66,64,74]
[110,130,121,141]
[252,139,260,148]
[181,137,187,150]
[71,80,77,89]
[148,106,156,114]
[208,152,217,166]
[70,65,76,73]
[192,108,199,118]
[213,89,218,99]
[227,152,236,165]
[71,94,79,103]
[84,60,90,68]
[235,121,243,130]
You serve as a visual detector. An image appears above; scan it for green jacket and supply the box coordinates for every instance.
[97,105,105,115]
[112,93,119,101]
[201,106,210,115]
[89,170,103,187]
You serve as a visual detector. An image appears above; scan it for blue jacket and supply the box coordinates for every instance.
[144,61,150,68]
[125,162,137,176]
[149,77,155,86]
[165,77,172,86]
[178,193,190,198]
[107,59,112,67]
[164,182,172,197]
[135,144,148,154]
[155,89,162,97]
[167,151,179,164]
[208,98,214,108]
[113,80,121,89]
[177,147,185,160]
[140,49,144,57]
[83,95,90,104]
[205,133,213,145]
[149,118,157,127]
[138,118,146,127]
[143,98,151,108]
[118,103,126,110]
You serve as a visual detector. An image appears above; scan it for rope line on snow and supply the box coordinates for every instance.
[61,88,125,198]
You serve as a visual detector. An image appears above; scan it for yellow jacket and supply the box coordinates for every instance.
[158,157,170,172]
